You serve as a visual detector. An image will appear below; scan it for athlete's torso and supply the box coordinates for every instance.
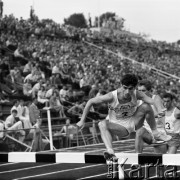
[108,89,138,121]
[165,107,180,134]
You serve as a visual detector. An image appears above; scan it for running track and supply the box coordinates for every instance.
[0,139,180,180]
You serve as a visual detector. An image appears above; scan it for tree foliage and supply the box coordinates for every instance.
[99,12,116,26]
[64,13,87,28]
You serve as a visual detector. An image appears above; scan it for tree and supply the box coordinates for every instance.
[64,13,87,28]
[99,12,116,27]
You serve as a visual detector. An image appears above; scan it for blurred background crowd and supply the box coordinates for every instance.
[0,11,180,150]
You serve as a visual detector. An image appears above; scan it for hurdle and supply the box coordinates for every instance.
[0,152,179,165]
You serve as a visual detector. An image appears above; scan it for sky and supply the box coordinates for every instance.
[3,0,180,42]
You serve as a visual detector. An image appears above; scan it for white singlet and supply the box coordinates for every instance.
[107,89,138,133]
[165,107,180,134]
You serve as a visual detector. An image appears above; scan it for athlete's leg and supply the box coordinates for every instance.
[167,134,180,154]
[154,144,167,154]
[98,120,129,155]
[135,126,168,153]
[135,127,152,153]
[133,103,171,142]
[168,146,178,154]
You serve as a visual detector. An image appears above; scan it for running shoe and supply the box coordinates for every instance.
[103,151,118,161]
[153,131,171,142]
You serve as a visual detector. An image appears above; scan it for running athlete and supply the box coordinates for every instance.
[135,80,168,153]
[162,92,180,154]
[77,74,171,159]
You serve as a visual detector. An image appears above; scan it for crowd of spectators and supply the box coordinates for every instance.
[1,13,180,138]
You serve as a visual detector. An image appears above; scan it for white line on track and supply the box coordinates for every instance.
[13,164,105,180]
[76,166,133,180]
[148,169,180,179]
[0,162,19,167]
[0,163,61,174]
[76,172,107,180]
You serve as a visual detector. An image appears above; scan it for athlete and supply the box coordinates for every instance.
[162,92,180,153]
[135,80,168,153]
[77,74,171,159]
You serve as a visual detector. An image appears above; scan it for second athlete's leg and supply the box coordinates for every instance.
[133,103,171,142]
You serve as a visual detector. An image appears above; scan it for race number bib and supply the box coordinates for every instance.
[114,104,135,119]
[165,122,174,132]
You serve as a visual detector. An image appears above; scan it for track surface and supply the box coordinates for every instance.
[0,139,180,180]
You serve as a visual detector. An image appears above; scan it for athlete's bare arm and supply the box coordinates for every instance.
[136,91,161,113]
[77,92,113,127]
[175,108,180,119]
[136,90,154,104]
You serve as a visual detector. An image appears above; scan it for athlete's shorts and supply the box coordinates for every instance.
[167,133,180,148]
[108,116,136,134]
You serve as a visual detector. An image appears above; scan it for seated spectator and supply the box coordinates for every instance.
[14,69,24,85]
[45,84,55,99]
[11,99,20,115]
[52,62,60,75]
[49,91,66,118]
[23,61,33,77]
[23,79,32,97]
[54,73,62,89]
[31,78,43,98]
[66,85,74,101]
[88,85,98,99]
[59,62,71,84]
[17,99,25,118]
[4,109,25,142]
[37,85,49,107]
[59,85,67,102]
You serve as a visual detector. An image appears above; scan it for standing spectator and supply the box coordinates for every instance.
[29,98,41,126]
[0,0,3,18]
[49,91,66,118]
[30,6,34,21]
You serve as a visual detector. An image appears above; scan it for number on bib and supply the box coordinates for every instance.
[165,122,171,130]
[122,112,128,117]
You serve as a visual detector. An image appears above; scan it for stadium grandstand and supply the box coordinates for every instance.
[1,3,180,180]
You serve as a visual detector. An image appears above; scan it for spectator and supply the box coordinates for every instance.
[49,91,66,118]
[29,98,41,126]
[23,79,32,97]
[4,109,25,142]
[37,85,49,107]
[0,0,3,18]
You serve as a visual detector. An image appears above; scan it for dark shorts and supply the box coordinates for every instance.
[167,133,180,148]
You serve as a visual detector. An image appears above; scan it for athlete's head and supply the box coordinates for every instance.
[121,74,138,99]
[138,80,152,96]
[162,92,174,110]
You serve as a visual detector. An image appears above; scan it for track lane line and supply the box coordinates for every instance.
[0,163,61,174]
[0,162,19,167]
[13,164,105,180]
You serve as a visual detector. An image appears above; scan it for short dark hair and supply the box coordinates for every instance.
[12,109,18,114]
[121,74,138,87]
[139,80,152,91]
[162,92,174,101]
